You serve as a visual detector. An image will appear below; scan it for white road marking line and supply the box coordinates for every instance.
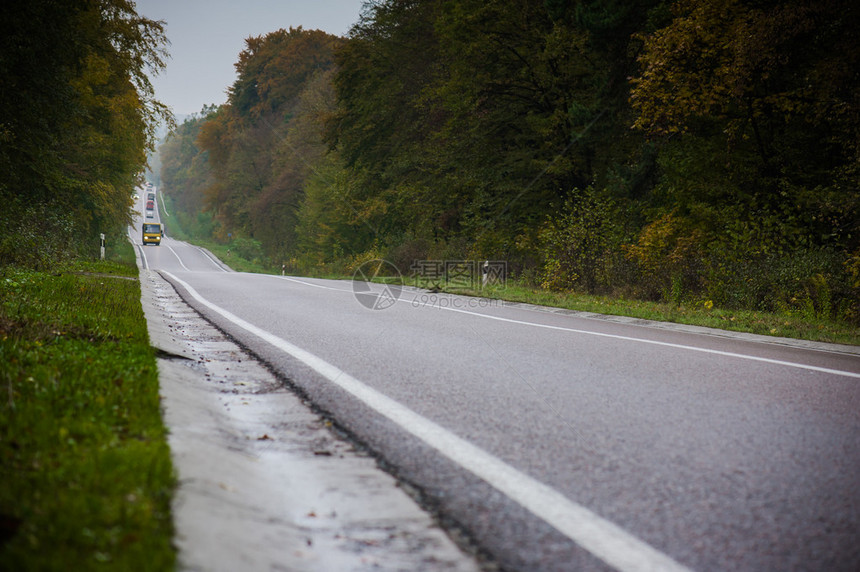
[165,243,190,271]
[260,278,860,379]
[194,246,228,272]
[161,270,692,572]
[159,192,169,216]
[432,303,860,379]
[272,274,346,291]
[128,227,149,270]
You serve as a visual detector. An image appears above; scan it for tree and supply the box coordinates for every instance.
[193,27,342,259]
[0,0,170,265]
[630,0,859,245]
[628,0,860,313]
[159,107,217,227]
[326,0,658,266]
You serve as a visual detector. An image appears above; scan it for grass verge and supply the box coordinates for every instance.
[303,261,859,345]
[444,280,860,346]
[183,240,270,274]
[0,242,175,570]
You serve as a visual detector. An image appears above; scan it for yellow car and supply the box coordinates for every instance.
[142,222,163,246]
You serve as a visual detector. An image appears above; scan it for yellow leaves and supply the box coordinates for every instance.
[622,211,704,290]
[623,212,681,267]
[845,247,860,289]
[632,0,847,145]
[630,0,761,135]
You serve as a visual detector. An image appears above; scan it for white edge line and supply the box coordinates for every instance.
[261,276,860,380]
[274,274,346,291]
[194,246,228,272]
[138,245,149,270]
[160,270,692,572]
[128,227,149,270]
[434,304,860,379]
[165,244,190,271]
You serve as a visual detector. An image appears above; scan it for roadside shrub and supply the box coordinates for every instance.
[844,248,860,324]
[539,187,621,294]
[169,202,219,242]
[622,210,704,302]
[705,248,855,321]
[0,195,79,270]
[229,237,264,262]
[386,235,431,276]
[344,245,387,275]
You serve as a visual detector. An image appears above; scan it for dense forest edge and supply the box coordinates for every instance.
[1,1,177,567]
[1,0,172,267]
[159,0,859,328]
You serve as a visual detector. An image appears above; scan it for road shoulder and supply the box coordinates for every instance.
[138,268,481,571]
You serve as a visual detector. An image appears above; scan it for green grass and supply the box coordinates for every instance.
[310,267,859,345]
[0,244,176,570]
[186,240,272,274]
[444,280,860,346]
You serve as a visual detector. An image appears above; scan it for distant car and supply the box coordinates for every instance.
[146,200,154,209]
[147,192,155,201]
[146,209,154,219]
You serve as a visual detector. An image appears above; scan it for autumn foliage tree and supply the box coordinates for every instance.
[184,27,343,262]
[629,0,859,313]
[0,0,170,267]
[160,0,860,322]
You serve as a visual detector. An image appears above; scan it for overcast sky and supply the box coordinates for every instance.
[135,0,366,117]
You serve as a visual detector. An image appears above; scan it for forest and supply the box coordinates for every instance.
[0,0,170,267]
[158,0,859,323]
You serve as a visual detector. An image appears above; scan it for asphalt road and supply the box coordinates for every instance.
[132,194,860,571]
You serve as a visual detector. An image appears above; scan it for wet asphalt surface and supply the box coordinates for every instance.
[137,231,860,572]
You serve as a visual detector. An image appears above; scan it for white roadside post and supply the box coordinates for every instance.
[100,233,105,260]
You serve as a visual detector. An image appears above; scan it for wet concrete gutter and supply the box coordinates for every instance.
[138,268,482,571]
